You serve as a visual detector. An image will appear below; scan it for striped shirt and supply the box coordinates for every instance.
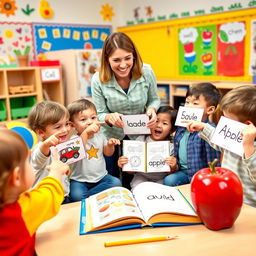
[91,64,160,140]
[200,124,256,207]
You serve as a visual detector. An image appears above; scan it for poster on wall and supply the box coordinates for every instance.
[0,22,34,66]
[249,19,256,76]
[32,23,111,54]
[217,21,246,77]
[178,25,217,76]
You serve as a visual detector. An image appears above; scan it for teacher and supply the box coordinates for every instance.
[91,32,160,188]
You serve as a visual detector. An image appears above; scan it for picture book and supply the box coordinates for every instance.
[122,140,170,173]
[51,136,86,164]
[80,182,201,235]
[122,114,151,135]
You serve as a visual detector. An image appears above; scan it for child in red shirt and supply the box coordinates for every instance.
[0,129,69,256]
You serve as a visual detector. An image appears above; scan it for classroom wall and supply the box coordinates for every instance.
[1,0,254,29]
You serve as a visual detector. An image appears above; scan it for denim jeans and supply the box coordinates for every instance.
[70,174,121,202]
[163,170,190,186]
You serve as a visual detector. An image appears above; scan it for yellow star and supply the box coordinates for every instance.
[86,145,99,159]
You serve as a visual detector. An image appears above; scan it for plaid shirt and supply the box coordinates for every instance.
[91,64,160,140]
[174,119,221,181]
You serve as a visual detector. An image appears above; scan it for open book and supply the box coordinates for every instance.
[122,140,170,172]
[80,182,201,235]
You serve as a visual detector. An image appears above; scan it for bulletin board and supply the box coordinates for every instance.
[118,8,256,82]
[32,23,111,54]
[0,22,35,65]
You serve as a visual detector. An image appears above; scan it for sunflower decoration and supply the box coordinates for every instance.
[0,0,17,17]
[100,3,114,21]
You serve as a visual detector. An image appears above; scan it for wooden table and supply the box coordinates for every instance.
[36,185,256,256]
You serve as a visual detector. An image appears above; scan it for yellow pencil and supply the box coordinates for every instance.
[104,235,177,247]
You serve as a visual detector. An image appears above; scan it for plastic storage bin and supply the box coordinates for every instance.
[0,100,7,121]
[10,96,36,119]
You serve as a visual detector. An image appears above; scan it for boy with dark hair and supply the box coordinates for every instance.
[164,83,222,186]
[187,85,256,207]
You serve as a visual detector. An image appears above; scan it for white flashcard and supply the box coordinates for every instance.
[175,106,204,127]
[51,136,86,164]
[211,116,247,157]
[122,114,151,135]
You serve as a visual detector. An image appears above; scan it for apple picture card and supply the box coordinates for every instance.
[122,114,151,135]
[175,106,204,127]
[51,136,86,165]
[210,116,247,157]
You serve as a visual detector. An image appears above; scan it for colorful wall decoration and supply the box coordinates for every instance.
[32,23,111,54]
[250,19,256,75]
[0,22,34,66]
[178,21,246,77]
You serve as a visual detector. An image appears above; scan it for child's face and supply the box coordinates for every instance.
[185,94,214,120]
[150,113,172,141]
[72,108,98,135]
[39,115,71,143]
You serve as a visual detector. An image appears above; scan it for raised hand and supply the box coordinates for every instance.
[107,138,121,146]
[106,112,123,128]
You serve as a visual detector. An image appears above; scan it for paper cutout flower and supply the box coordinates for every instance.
[100,3,114,21]
[39,0,54,19]
[0,0,17,17]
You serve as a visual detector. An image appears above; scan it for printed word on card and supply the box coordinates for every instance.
[51,136,86,164]
[175,106,204,127]
[122,114,151,135]
[211,116,247,157]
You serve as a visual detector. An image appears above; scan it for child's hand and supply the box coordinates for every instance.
[241,123,256,158]
[43,131,63,148]
[84,121,104,135]
[118,156,128,168]
[165,156,177,172]
[46,150,70,179]
[186,121,206,132]
[107,138,121,146]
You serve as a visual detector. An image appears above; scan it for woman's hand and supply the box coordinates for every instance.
[146,107,157,128]
[105,112,124,128]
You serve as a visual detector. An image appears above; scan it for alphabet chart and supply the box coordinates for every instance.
[211,116,247,156]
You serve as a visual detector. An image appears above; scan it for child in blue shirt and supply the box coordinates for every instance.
[163,83,221,186]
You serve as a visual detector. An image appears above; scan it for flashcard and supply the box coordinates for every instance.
[175,106,204,127]
[51,136,86,165]
[211,116,247,157]
[122,114,151,135]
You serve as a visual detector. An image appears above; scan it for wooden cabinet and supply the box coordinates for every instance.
[0,66,64,123]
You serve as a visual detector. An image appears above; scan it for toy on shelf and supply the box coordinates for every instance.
[30,51,60,66]
[9,85,34,95]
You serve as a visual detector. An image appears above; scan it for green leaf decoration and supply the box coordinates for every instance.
[219,30,229,43]
[21,4,35,16]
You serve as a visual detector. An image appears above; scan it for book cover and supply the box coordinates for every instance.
[122,140,170,172]
[80,182,202,235]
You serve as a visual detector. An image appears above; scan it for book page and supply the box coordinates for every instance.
[87,187,144,229]
[133,182,197,223]
[146,141,170,172]
[122,140,146,172]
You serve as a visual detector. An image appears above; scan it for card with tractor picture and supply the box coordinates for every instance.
[51,136,86,165]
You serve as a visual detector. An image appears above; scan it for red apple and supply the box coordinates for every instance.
[183,42,194,53]
[191,159,243,231]
[202,30,213,39]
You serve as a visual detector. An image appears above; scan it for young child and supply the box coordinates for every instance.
[28,101,71,203]
[187,85,256,207]
[118,106,178,190]
[67,99,122,201]
[0,128,69,255]
[163,83,222,187]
